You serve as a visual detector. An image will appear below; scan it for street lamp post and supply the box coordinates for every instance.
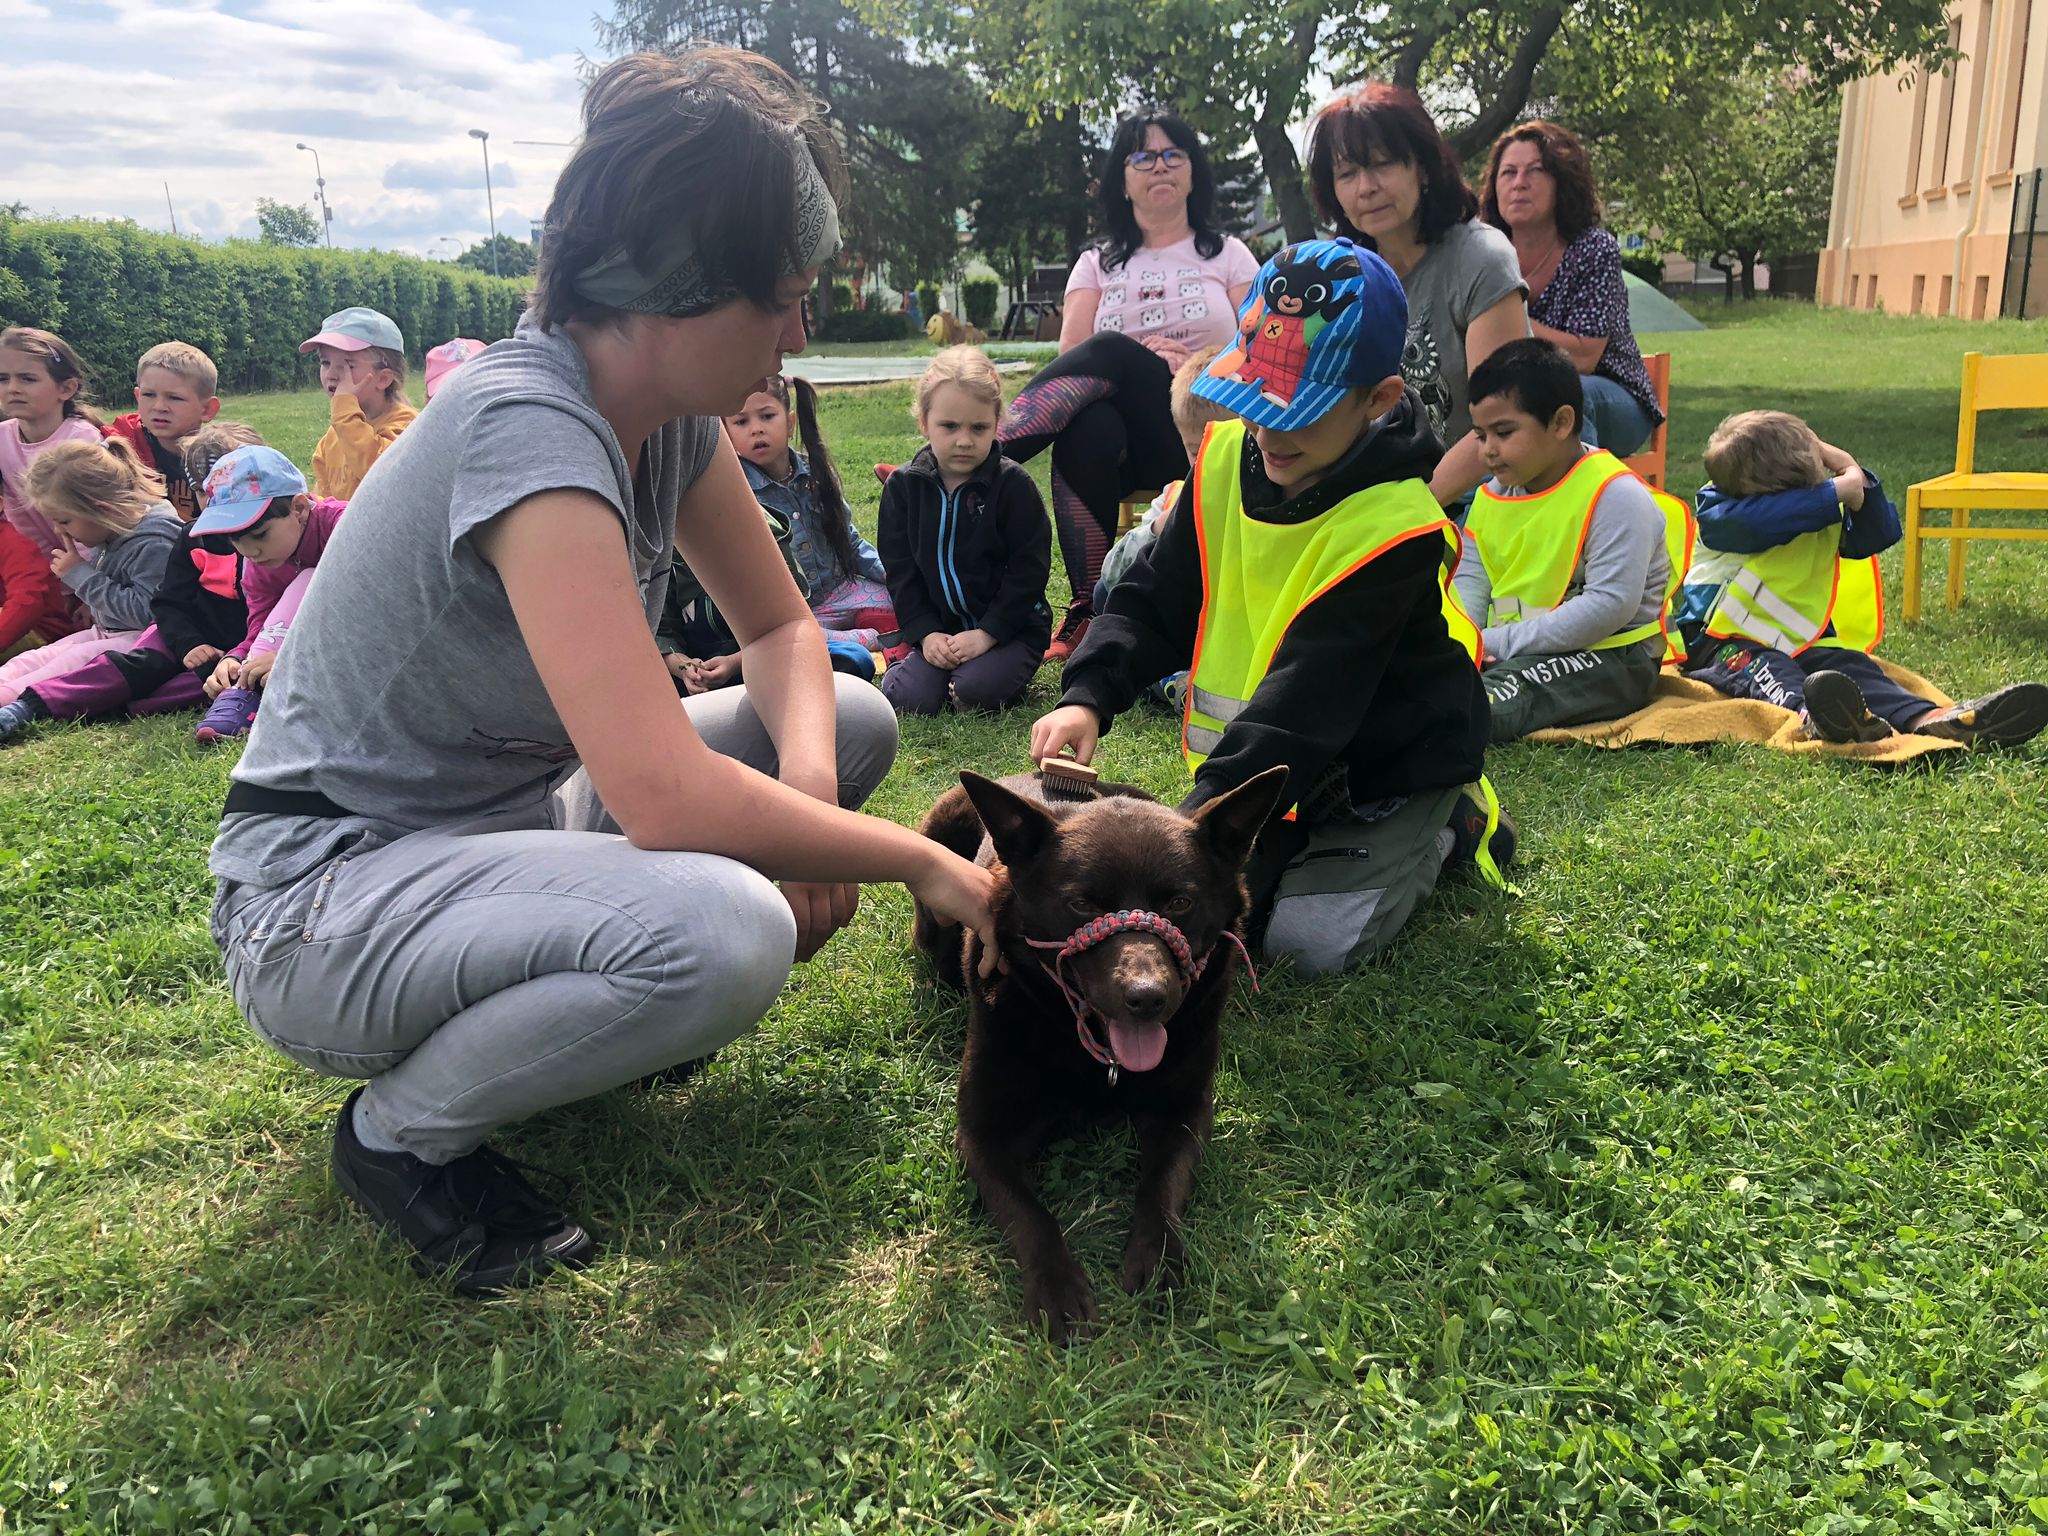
[468,128,499,278]
[295,142,333,247]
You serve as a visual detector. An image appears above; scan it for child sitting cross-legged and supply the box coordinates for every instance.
[1456,338,1694,741]
[877,346,1053,715]
[1032,238,1510,977]
[1676,410,2048,748]
[191,446,347,745]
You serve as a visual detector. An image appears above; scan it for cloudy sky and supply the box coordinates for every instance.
[5,0,604,257]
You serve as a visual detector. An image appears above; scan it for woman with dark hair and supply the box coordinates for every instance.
[1481,120,1664,457]
[1000,111,1259,660]
[1306,83,1531,507]
[205,47,1000,1297]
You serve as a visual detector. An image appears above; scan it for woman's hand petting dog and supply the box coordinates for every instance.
[908,849,1004,979]
[1029,704,1102,766]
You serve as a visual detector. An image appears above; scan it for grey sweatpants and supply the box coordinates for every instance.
[1481,639,1661,743]
[1260,783,1467,977]
[212,676,898,1163]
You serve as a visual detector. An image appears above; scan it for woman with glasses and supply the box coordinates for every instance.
[1306,84,1532,510]
[999,111,1258,661]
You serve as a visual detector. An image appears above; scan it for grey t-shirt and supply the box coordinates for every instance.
[1398,220,1528,450]
[1454,464,1670,661]
[210,317,721,889]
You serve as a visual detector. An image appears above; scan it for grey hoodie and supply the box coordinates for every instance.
[60,504,182,632]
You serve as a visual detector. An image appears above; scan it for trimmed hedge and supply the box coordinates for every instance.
[0,215,527,396]
[817,308,913,343]
[962,276,999,331]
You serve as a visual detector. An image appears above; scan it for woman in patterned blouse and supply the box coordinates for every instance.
[1481,120,1665,457]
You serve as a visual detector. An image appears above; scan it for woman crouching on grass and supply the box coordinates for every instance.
[208,47,1001,1298]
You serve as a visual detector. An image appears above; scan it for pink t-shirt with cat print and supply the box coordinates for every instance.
[0,415,104,560]
[1066,235,1260,354]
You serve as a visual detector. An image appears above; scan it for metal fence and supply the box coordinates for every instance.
[2005,168,2047,319]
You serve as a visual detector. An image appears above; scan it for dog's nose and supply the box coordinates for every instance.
[1121,978,1170,1020]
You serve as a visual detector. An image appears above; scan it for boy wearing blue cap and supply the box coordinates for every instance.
[300,307,417,499]
[1032,239,1509,974]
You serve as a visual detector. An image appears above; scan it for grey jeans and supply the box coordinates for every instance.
[212,676,898,1163]
[1481,638,1661,743]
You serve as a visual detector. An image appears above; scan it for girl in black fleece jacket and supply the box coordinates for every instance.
[877,348,1053,715]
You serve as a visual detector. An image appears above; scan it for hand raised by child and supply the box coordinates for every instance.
[921,632,961,669]
[48,532,84,579]
[183,644,223,671]
[205,655,242,699]
[951,628,996,664]
[238,649,277,691]
[1029,703,1102,766]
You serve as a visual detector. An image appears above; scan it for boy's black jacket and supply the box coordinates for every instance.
[877,444,1054,653]
[1059,388,1487,819]
[152,523,247,667]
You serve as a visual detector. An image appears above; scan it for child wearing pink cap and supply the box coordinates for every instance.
[300,306,418,498]
[424,338,486,400]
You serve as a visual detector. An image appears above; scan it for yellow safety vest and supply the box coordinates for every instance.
[1696,513,1884,656]
[1182,419,1479,774]
[1465,448,1697,666]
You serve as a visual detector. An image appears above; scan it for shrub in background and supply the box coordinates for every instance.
[817,308,913,344]
[916,283,941,320]
[962,276,1000,331]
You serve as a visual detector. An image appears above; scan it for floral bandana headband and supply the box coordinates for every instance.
[571,130,840,316]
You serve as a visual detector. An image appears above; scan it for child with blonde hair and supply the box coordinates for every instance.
[0,326,108,559]
[1677,408,2047,746]
[0,424,263,741]
[0,437,182,714]
[299,307,418,497]
[876,346,1053,714]
[102,341,222,521]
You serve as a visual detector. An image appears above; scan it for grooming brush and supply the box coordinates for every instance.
[1037,751,1100,802]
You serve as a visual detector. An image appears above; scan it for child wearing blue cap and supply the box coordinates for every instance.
[1032,239,1510,974]
[300,307,417,499]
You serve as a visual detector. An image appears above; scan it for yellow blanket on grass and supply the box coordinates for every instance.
[1525,659,1964,762]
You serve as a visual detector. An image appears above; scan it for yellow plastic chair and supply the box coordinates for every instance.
[1116,490,1162,536]
[1903,351,2048,620]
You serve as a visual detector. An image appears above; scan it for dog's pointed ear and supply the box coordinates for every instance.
[1190,766,1290,871]
[959,772,1058,868]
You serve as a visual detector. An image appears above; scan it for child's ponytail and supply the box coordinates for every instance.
[24,435,167,537]
[788,374,863,581]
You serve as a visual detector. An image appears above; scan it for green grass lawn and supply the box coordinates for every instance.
[7,305,2048,1534]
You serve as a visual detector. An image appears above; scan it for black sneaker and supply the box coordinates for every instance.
[634,1050,718,1092]
[330,1088,596,1295]
[1913,681,2048,749]
[1800,670,1893,744]
[1448,783,1517,871]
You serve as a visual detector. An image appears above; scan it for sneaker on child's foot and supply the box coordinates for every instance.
[1044,601,1092,664]
[1913,680,2048,748]
[1800,670,1894,744]
[1447,783,1517,871]
[194,685,260,745]
[0,694,48,742]
[329,1088,596,1295]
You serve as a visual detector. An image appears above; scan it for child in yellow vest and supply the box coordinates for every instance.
[1457,338,1693,741]
[1676,410,2047,747]
[1032,238,1508,976]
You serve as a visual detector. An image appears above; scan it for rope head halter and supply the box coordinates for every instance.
[1021,909,1257,1085]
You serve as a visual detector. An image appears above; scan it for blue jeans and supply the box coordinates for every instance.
[1579,373,1655,457]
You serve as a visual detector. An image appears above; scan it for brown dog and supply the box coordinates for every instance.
[912,766,1288,1342]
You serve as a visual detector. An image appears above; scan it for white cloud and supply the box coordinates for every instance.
[4,0,590,256]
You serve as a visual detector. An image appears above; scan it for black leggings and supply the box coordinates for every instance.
[998,332,1188,612]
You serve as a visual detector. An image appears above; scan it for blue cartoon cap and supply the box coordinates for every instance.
[191,445,308,538]
[1191,238,1407,430]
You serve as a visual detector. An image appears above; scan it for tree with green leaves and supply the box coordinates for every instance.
[456,235,537,279]
[963,108,1100,292]
[254,198,321,248]
[861,0,1955,243]
[597,0,989,307]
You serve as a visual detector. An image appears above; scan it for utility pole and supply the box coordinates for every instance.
[163,182,178,236]
[295,142,334,247]
[468,129,499,278]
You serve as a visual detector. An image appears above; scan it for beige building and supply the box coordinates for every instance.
[1823,0,2045,317]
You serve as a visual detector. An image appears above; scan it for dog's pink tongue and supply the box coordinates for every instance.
[1105,1020,1169,1073]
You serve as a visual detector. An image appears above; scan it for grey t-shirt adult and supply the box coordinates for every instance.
[1454,465,1670,661]
[210,316,721,889]
[1398,219,1528,450]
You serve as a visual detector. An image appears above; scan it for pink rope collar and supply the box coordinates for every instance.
[1020,909,1256,1084]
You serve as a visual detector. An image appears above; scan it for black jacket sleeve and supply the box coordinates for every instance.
[148,535,209,663]
[877,476,945,645]
[978,467,1053,644]
[1057,480,1203,730]
[1179,536,1438,814]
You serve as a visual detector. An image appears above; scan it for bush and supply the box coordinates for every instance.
[962,276,1000,331]
[1621,250,1667,288]
[916,283,941,320]
[0,214,527,394]
[818,308,914,343]
[830,280,856,314]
